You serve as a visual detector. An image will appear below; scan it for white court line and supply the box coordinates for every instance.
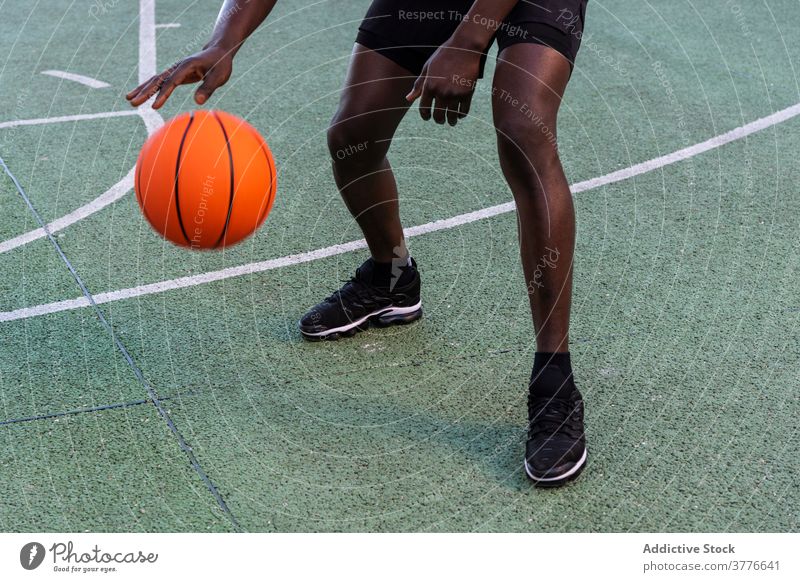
[41,70,110,89]
[139,0,156,85]
[155,23,181,29]
[0,0,164,256]
[0,107,163,254]
[2,100,799,324]
[0,167,135,254]
[0,109,138,130]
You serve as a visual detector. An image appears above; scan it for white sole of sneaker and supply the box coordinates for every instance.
[299,301,422,339]
[524,446,587,485]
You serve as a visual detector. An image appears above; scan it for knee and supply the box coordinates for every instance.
[327,111,388,169]
[495,113,560,178]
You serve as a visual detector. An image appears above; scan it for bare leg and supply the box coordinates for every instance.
[492,44,574,354]
[328,44,416,262]
[299,45,423,340]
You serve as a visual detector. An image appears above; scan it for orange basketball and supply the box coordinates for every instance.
[135,110,277,249]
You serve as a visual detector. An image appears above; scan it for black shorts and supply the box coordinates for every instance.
[356,0,587,77]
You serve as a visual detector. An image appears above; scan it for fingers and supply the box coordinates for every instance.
[152,62,199,109]
[126,58,204,109]
[432,96,449,125]
[126,73,166,107]
[125,81,148,101]
[446,100,460,126]
[404,63,470,126]
[405,78,423,103]
[406,63,428,103]
[194,65,228,105]
[431,94,466,126]
[415,78,473,126]
[457,94,472,120]
[418,85,434,121]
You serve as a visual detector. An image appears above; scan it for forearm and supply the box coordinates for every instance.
[205,0,278,54]
[450,0,520,51]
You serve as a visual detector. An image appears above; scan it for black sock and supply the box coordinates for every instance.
[360,257,415,289]
[530,352,574,397]
[533,352,572,377]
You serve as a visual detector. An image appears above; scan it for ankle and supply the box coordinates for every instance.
[530,352,575,398]
[533,351,572,376]
[360,256,415,289]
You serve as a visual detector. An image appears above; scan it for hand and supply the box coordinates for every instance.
[126,45,234,109]
[405,41,481,126]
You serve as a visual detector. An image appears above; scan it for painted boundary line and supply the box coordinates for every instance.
[41,70,110,89]
[2,100,799,323]
[0,106,163,254]
[0,109,137,130]
[0,166,136,253]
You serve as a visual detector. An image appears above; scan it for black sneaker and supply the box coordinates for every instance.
[298,258,422,340]
[524,364,587,486]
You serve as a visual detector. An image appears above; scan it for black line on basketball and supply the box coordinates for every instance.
[173,112,194,246]
[212,111,236,248]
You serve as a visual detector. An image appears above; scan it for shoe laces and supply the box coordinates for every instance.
[527,394,583,440]
[325,270,386,306]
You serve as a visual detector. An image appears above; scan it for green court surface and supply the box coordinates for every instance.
[1,0,798,532]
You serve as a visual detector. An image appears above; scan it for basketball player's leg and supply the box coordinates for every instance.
[491,4,588,485]
[327,43,416,263]
[299,1,467,339]
[329,0,463,263]
[299,44,423,340]
[493,44,574,356]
